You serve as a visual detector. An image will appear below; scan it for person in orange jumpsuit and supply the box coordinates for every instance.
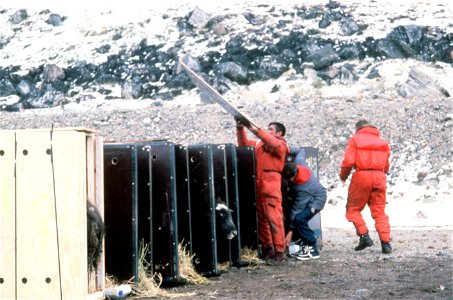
[236,117,289,263]
[339,119,392,254]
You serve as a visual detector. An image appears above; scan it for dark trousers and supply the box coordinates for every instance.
[293,207,317,246]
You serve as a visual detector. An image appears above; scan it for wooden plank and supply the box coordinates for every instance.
[15,130,61,299]
[178,59,259,128]
[11,127,96,134]
[87,134,105,296]
[94,135,105,298]
[52,130,88,299]
[86,133,97,291]
[0,130,17,300]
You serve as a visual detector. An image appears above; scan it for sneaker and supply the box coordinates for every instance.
[288,244,303,258]
[296,245,320,261]
[355,233,374,251]
[381,241,392,254]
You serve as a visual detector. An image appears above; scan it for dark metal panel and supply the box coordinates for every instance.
[103,144,139,282]
[187,144,219,277]
[223,144,242,266]
[175,145,192,252]
[149,141,179,282]
[135,145,153,276]
[235,146,258,250]
[211,145,230,263]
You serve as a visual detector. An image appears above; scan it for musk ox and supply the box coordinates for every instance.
[215,198,238,240]
[87,201,105,272]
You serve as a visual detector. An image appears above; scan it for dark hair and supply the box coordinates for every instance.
[355,119,369,132]
[282,162,298,179]
[269,122,286,136]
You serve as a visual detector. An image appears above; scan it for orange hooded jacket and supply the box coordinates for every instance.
[340,126,390,181]
[237,127,289,199]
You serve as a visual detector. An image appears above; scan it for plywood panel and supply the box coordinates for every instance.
[92,135,105,295]
[0,130,17,300]
[15,131,61,299]
[52,130,88,299]
[0,128,104,300]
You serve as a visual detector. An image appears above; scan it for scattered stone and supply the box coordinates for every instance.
[187,7,212,29]
[422,195,436,203]
[46,13,65,26]
[416,211,427,219]
[8,9,27,24]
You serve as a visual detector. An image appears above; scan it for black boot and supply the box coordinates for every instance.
[381,241,392,254]
[354,233,374,251]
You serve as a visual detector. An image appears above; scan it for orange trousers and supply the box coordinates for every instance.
[257,196,285,253]
[346,171,390,242]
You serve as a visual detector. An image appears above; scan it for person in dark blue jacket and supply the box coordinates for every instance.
[282,147,327,260]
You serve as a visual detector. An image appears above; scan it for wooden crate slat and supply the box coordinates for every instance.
[52,130,88,299]
[0,130,17,300]
[15,131,61,299]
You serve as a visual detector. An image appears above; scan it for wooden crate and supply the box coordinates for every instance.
[0,127,104,300]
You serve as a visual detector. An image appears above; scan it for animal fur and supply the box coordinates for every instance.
[87,201,105,272]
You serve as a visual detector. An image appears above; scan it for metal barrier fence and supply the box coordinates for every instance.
[103,141,320,283]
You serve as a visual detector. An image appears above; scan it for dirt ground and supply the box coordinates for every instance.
[148,228,452,299]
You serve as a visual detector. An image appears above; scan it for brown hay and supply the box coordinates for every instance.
[133,241,202,298]
[240,247,263,267]
[104,274,119,289]
[218,261,230,272]
[177,243,209,285]
[134,241,170,298]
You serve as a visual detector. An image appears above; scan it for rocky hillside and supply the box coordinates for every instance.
[1,1,452,216]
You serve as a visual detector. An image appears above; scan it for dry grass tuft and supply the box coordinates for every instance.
[178,243,209,285]
[131,241,207,298]
[240,247,263,267]
[134,241,169,298]
[218,261,230,272]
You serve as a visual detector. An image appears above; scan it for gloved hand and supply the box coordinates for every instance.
[235,116,244,130]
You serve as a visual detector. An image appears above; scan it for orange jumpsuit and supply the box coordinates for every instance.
[340,126,391,242]
[237,128,289,253]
